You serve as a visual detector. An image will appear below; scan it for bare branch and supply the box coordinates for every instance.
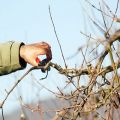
[49,6,67,68]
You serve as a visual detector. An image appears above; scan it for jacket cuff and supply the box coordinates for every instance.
[11,42,27,70]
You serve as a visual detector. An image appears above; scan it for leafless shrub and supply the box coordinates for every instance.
[0,0,120,120]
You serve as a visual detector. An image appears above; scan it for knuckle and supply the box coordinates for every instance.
[41,41,46,44]
[41,41,51,48]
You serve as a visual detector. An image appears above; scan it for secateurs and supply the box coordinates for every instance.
[36,57,51,73]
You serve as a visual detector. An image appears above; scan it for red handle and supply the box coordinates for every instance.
[36,57,41,63]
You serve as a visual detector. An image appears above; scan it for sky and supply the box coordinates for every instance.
[0,0,119,115]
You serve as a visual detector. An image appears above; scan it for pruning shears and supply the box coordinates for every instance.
[36,57,51,73]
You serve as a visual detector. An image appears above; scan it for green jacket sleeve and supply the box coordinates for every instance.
[0,41,27,75]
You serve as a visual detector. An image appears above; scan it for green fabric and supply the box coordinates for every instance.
[0,41,26,75]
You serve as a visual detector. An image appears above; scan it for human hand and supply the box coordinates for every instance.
[20,42,52,66]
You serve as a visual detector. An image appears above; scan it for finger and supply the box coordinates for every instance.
[36,47,49,55]
[41,41,51,48]
[36,47,52,60]
[34,42,51,49]
[46,48,52,60]
[39,47,52,60]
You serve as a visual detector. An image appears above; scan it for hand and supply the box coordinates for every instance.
[20,42,52,66]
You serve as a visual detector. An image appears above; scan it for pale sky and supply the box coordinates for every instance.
[0,0,119,115]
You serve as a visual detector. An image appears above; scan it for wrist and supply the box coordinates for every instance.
[19,43,27,68]
[20,44,26,60]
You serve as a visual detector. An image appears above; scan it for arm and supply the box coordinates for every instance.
[0,41,52,75]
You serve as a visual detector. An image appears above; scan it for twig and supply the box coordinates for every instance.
[31,74,58,95]
[1,108,4,120]
[83,6,106,34]
[1,35,120,108]
[102,0,114,16]
[0,65,49,108]
[99,2,108,33]
[81,34,91,67]
[49,6,67,68]
[85,0,113,18]
[106,0,120,35]
[96,30,120,71]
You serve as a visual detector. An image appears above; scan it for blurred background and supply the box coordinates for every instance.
[0,0,119,119]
